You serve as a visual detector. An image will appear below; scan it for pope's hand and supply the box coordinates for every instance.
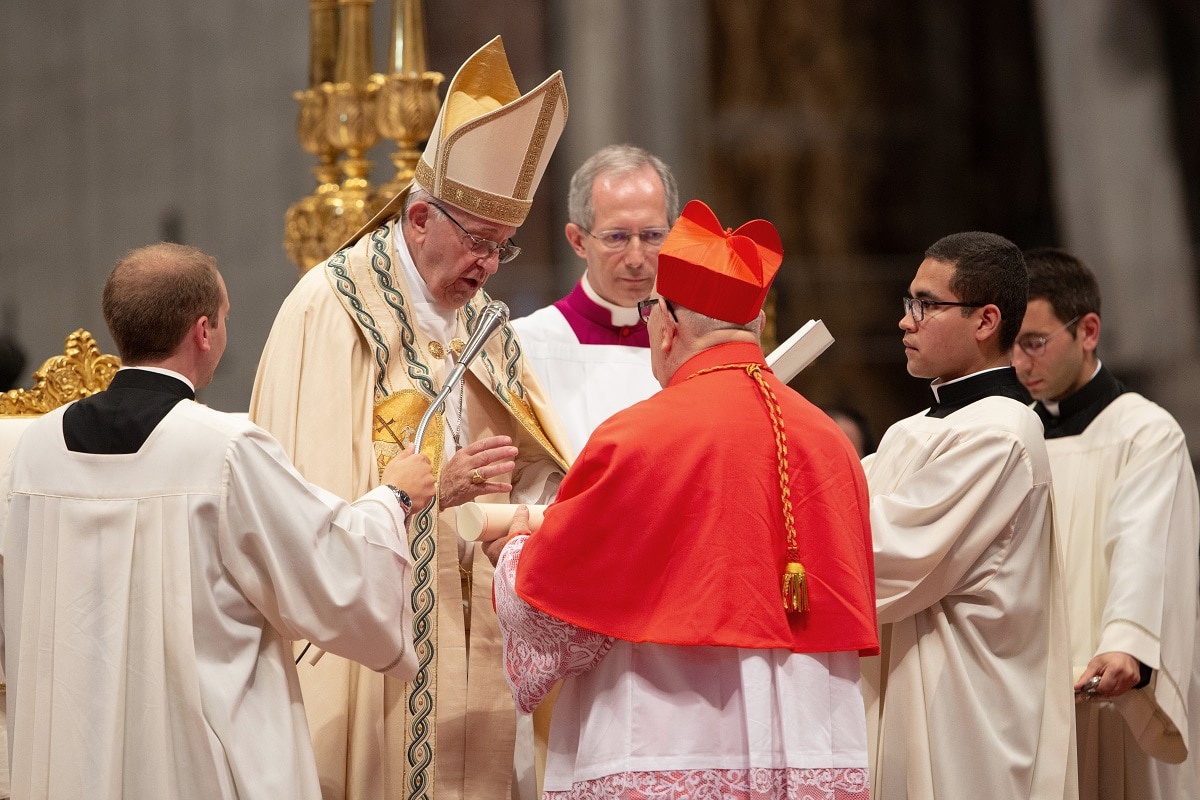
[483,503,531,566]
[380,446,435,510]
[439,435,518,509]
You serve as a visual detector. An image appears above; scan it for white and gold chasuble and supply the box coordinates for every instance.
[251,218,571,800]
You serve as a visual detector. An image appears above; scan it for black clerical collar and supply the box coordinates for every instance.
[1034,364,1126,439]
[109,367,196,400]
[63,368,196,453]
[926,367,1030,419]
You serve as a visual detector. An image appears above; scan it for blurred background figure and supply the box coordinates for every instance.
[823,404,876,458]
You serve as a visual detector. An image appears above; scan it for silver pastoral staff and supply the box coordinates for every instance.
[412,300,510,453]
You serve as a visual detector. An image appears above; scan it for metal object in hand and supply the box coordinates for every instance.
[1076,675,1101,700]
[412,300,510,454]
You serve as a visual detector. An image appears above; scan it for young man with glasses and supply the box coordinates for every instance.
[862,232,1077,799]
[512,144,679,453]
[1013,247,1200,800]
[249,38,574,800]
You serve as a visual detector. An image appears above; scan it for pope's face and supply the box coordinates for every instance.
[411,200,517,310]
[567,166,669,308]
[899,258,983,381]
[1011,298,1088,402]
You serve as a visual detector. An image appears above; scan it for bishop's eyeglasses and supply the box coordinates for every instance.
[428,200,522,264]
[583,227,671,251]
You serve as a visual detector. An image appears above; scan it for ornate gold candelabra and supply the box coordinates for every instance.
[284,0,344,271]
[373,0,443,206]
[284,0,441,270]
[321,0,383,251]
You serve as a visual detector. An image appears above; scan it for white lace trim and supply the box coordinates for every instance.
[546,767,871,800]
[495,535,613,713]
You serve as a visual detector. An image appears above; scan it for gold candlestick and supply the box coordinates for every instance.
[284,0,344,271]
[374,0,443,204]
[321,0,382,252]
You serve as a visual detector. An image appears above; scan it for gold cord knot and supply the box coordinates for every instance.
[687,361,808,614]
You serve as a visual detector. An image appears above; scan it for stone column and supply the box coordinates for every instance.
[545,0,709,295]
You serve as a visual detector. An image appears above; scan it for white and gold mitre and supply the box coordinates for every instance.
[358,36,568,241]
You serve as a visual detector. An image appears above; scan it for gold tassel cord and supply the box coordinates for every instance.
[688,362,809,614]
[782,562,809,614]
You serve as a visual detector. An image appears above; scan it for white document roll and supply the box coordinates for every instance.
[456,502,547,542]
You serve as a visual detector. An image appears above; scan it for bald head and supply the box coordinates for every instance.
[103,243,224,364]
[646,295,763,386]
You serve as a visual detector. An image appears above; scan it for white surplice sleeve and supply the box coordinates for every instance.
[869,425,1038,623]
[218,424,417,680]
[494,535,612,713]
[1096,412,1199,667]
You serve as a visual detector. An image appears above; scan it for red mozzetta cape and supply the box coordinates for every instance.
[515,341,879,655]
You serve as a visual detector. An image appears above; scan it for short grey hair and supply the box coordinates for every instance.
[567,144,680,230]
[671,302,761,337]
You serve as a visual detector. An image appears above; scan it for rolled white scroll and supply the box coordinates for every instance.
[456,502,547,542]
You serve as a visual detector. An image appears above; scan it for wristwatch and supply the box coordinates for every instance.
[384,483,413,514]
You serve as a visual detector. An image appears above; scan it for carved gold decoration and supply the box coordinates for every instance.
[0,330,120,416]
[373,0,443,207]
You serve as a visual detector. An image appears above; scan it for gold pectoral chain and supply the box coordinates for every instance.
[687,362,809,613]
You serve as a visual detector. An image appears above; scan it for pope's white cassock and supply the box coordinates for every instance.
[1037,365,1200,798]
[861,367,1078,800]
[512,275,660,454]
[0,396,417,800]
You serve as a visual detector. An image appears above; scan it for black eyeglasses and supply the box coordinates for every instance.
[1014,316,1080,357]
[582,227,671,250]
[428,200,521,264]
[902,296,983,323]
[637,297,678,324]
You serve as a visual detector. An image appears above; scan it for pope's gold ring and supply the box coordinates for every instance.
[471,469,485,485]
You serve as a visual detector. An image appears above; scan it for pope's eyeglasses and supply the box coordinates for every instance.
[429,200,521,264]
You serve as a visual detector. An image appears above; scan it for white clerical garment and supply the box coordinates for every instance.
[862,389,1077,800]
[0,401,416,800]
[511,276,660,454]
[1045,390,1200,798]
[493,536,872,800]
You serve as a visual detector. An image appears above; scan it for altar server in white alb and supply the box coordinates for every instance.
[0,243,435,800]
[511,144,678,452]
[862,231,1078,799]
[1012,247,1200,799]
